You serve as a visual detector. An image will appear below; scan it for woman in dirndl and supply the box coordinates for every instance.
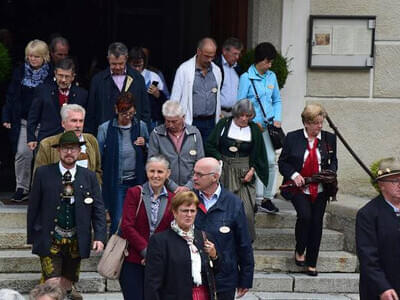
[205,99,268,241]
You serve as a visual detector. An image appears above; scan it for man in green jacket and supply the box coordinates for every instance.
[34,104,102,185]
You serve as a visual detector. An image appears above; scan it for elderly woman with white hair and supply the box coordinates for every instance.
[148,100,205,193]
[205,99,269,241]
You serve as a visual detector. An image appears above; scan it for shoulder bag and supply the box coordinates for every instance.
[97,186,143,279]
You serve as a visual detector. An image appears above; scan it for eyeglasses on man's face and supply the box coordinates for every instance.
[60,145,80,153]
[193,171,215,178]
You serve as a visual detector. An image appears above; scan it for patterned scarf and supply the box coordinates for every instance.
[171,220,202,285]
[22,62,50,87]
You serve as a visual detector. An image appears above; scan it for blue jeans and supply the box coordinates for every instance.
[109,180,136,235]
[262,130,278,199]
[192,117,215,143]
[119,261,145,300]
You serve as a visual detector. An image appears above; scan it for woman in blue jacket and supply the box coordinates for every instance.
[237,42,282,214]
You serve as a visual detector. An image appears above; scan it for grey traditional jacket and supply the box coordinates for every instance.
[148,124,204,192]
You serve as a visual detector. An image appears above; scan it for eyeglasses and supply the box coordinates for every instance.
[380,178,400,185]
[60,146,80,153]
[119,111,135,117]
[178,208,197,214]
[193,172,215,178]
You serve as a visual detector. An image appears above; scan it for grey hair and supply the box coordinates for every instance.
[49,36,69,53]
[60,104,86,121]
[213,160,223,176]
[222,37,243,51]
[108,42,128,58]
[162,100,185,118]
[29,283,65,300]
[146,155,170,171]
[0,289,25,300]
[231,99,255,120]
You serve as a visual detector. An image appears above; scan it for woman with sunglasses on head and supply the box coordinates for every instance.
[97,91,149,234]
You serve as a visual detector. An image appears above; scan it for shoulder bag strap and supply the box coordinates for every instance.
[249,78,268,120]
[115,185,143,235]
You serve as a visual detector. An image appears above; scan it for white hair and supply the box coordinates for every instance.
[146,155,170,171]
[214,160,223,176]
[60,104,86,121]
[0,289,25,300]
[162,100,185,118]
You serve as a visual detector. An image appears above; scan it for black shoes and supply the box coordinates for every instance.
[294,251,306,267]
[11,188,29,203]
[259,199,279,214]
[306,268,318,276]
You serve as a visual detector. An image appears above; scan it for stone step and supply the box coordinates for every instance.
[255,211,326,229]
[0,207,27,229]
[18,273,359,298]
[252,272,359,293]
[0,228,30,249]
[0,250,101,273]
[0,272,106,294]
[254,228,343,251]
[254,250,357,273]
[242,292,359,299]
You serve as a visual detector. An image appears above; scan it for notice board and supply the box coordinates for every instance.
[308,15,376,69]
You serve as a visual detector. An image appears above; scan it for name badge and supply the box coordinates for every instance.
[211,87,218,94]
[84,197,94,205]
[189,150,197,156]
[219,226,230,233]
[229,146,238,153]
[268,85,274,89]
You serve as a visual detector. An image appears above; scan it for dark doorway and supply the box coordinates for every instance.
[0,0,247,192]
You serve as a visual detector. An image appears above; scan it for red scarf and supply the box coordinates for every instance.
[300,138,319,202]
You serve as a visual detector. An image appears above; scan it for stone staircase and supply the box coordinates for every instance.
[0,198,360,299]
[249,199,360,299]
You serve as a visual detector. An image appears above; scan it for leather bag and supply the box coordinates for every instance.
[97,186,143,279]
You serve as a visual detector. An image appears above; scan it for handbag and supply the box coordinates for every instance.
[97,186,143,279]
[250,79,285,150]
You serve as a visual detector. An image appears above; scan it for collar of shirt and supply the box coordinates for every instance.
[110,68,127,76]
[58,85,71,96]
[222,55,237,68]
[199,184,222,210]
[303,129,321,141]
[195,65,212,74]
[149,185,168,202]
[59,161,77,181]
[384,198,400,213]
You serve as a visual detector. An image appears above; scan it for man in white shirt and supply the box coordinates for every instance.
[170,38,222,142]
[214,37,243,117]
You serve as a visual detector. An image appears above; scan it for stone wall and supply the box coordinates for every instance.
[307,0,400,196]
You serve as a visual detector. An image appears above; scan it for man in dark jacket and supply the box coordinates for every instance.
[193,157,254,300]
[86,42,150,135]
[26,58,88,150]
[356,157,400,300]
[27,130,106,300]
[213,37,243,117]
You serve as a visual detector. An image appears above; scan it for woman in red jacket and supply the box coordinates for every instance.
[119,155,174,299]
